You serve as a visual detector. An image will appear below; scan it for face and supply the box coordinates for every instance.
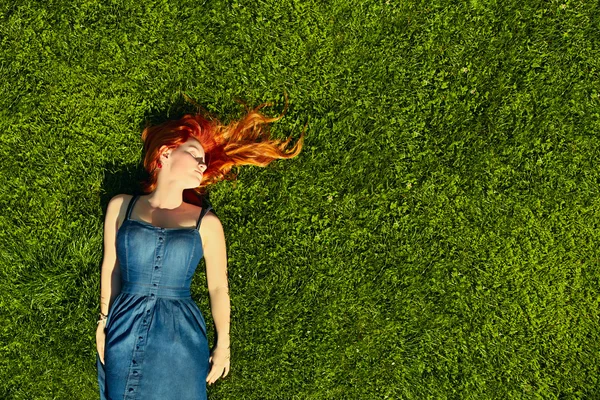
[159,138,208,185]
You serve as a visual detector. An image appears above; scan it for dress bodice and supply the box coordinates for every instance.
[116,195,213,295]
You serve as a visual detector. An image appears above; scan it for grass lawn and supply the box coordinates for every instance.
[0,0,599,398]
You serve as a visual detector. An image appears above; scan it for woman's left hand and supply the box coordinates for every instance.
[207,345,230,385]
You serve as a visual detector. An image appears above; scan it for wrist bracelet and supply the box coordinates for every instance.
[97,313,107,325]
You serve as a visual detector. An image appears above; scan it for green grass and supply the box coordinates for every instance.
[1,0,599,398]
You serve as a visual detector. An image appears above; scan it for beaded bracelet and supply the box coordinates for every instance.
[97,312,107,325]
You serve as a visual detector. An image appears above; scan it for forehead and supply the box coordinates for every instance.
[182,138,204,153]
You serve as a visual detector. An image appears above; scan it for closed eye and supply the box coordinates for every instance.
[189,152,203,162]
[190,151,209,166]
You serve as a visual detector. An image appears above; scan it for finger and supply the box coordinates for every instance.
[209,367,224,383]
[207,365,220,382]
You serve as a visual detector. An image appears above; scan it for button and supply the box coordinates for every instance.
[133,371,139,376]
[156,256,161,259]
[129,388,134,392]
[153,283,158,287]
[159,237,163,241]
[146,310,151,314]
[139,336,143,340]
[136,345,139,349]
[150,294,155,298]
[155,266,159,269]
[132,360,137,364]
[143,319,147,324]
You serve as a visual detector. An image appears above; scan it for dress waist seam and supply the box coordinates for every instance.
[121,281,192,299]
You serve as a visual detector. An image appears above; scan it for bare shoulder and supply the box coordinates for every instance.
[106,194,134,227]
[108,193,133,206]
[107,193,133,212]
[200,211,225,245]
[202,211,224,233]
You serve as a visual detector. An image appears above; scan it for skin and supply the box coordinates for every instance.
[97,137,231,386]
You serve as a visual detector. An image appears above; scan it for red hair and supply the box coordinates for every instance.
[139,92,305,207]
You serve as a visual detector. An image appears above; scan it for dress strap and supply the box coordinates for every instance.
[196,205,213,230]
[125,195,139,220]
[196,201,215,230]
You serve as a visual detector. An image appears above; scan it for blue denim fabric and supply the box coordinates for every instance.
[97,195,213,400]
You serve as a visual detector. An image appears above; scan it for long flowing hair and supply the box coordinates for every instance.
[139,92,306,207]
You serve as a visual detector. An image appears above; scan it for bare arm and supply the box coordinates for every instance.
[202,212,230,348]
[99,195,125,317]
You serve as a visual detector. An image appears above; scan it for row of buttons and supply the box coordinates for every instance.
[127,234,163,396]
[149,237,163,296]
[127,315,151,393]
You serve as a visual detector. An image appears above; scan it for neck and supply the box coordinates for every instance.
[145,186,185,210]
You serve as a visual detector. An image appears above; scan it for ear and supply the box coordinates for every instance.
[158,145,172,160]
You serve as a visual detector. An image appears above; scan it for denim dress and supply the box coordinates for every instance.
[97,194,214,400]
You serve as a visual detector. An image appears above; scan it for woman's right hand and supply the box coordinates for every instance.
[96,322,106,365]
